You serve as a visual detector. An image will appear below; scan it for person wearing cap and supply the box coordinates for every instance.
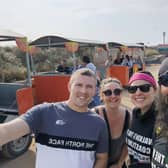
[126,71,157,168]
[151,58,168,168]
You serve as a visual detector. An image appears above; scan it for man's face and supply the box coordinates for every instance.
[68,74,96,111]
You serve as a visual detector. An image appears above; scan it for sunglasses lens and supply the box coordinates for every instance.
[103,90,112,96]
[103,89,122,96]
[113,88,122,96]
[139,84,151,92]
[127,84,151,94]
[127,86,137,94]
[159,74,168,86]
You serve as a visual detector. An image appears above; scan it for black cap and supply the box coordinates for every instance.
[158,58,168,77]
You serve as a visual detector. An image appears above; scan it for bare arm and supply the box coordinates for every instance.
[94,153,108,168]
[107,145,128,168]
[0,118,30,146]
[112,144,128,168]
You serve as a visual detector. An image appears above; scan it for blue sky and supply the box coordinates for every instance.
[1,0,168,45]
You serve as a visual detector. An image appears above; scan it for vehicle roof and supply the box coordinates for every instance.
[0,29,26,41]
[29,35,107,48]
[108,41,145,49]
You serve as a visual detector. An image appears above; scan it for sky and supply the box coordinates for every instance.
[1,0,168,46]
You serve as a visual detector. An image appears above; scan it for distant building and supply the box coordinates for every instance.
[157,44,168,54]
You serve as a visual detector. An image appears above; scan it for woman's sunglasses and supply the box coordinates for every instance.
[158,73,168,87]
[127,84,152,94]
[103,88,122,96]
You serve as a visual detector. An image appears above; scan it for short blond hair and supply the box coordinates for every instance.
[69,68,97,85]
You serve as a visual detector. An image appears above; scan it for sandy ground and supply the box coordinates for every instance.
[0,65,160,168]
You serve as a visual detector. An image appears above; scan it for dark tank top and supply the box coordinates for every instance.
[96,108,130,166]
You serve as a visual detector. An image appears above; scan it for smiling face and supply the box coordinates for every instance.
[67,74,96,112]
[100,79,122,109]
[129,80,156,113]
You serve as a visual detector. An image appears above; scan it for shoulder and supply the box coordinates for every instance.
[20,102,64,127]
[120,106,132,126]
[91,105,105,118]
[124,108,132,127]
[131,107,140,116]
[28,102,51,112]
[86,63,96,72]
[25,102,65,116]
[153,136,168,159]
[36,102,62,110]
[88,109,106,126]
[120,106,131,116]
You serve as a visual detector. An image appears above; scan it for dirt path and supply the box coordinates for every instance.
[0,65,160,168]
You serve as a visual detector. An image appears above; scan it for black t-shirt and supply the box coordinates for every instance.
[151,136,168,168]
[126,104,156,168]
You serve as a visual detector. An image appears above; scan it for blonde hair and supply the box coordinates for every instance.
[69,68,97,85]
[100,77,122,91]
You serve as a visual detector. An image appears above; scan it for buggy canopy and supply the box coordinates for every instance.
[0,29,25,41]
[108,42,145,50]
[29,35,107,49]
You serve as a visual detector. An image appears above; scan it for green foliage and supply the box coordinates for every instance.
[0,47,26,82]
[1,67,26,82]
[32,48,74,72]
[0,46,95,82]
[145,48,159,57]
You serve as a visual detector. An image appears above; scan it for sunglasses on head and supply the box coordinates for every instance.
[103,88,122,96]
[158,73,168,87]
[127,84,152,94]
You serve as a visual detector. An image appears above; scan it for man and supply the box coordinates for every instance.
[56,59,71,74]
[0,68,108,168]
[82,56,96,74]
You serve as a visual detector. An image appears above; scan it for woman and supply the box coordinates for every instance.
[151,58,168,168]
[126,71,157,168]
[92,77,130,168]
